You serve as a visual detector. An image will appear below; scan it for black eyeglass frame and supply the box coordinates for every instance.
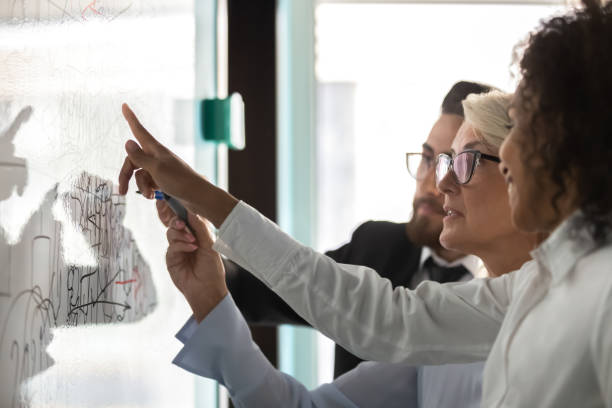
[436,149,501,185]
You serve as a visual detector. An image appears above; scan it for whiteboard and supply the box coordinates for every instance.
[0,1,214,406]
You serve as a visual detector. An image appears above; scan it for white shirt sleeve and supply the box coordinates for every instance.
[175,316,198,344]
[418,363,483,408]
[334,361,419,408]
[213,201,517,364]
[173,294,358,408]
[591,282,612,407]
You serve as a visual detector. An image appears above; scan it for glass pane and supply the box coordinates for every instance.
[314,1,563,385]
[0,2,207,407]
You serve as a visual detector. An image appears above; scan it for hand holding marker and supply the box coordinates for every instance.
[138,190,191,231]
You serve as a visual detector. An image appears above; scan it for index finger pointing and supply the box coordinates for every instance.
[122,103,162,153]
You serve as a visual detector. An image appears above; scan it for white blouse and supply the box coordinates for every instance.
[213,202,612,407]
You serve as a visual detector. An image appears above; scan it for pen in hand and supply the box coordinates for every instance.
[137,190,192,231]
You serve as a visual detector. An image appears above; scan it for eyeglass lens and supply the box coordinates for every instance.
[454,152,475,184]
[407,153,433,180]
[436,151,477,185]
[435,155,450,185]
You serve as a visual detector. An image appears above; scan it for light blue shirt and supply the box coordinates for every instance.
[173,294,483,407]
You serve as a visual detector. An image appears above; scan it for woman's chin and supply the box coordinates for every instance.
[439,230,460,252]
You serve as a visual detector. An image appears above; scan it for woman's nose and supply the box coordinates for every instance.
[499,162,509,177]
[436,168,458,195]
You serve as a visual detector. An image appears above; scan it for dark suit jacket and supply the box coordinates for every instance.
[225,220,424,378]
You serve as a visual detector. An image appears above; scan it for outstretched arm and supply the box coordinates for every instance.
[119,104,516,364]
[213,201,518,364]
[163,208,355,407]
[172,281,419,407]
[174,294,358,408]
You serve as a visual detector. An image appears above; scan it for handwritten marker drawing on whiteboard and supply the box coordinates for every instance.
[0,170,157,407]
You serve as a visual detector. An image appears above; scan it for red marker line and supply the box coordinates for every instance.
[81,0,103,20]
[116,279,137,285]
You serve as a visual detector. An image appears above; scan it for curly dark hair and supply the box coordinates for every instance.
[515,0,612,244]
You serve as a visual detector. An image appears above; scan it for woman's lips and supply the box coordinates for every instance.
[443,206,464,218]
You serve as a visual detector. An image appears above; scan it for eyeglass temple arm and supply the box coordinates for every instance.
[479,152,501,163]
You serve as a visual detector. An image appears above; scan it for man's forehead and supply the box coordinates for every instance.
[424,114,463,154]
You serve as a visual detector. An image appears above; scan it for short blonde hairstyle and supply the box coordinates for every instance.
[462,91,513,150]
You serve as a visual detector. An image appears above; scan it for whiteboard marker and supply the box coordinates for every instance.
[137,190,191,230]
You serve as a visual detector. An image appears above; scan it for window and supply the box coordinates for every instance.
[313,1,563,384]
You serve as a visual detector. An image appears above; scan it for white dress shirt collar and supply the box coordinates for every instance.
[419,246,483,278]
[530,210,600,284]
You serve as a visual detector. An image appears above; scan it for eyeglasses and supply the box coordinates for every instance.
[435,150,500,186]
[405,152,435,180]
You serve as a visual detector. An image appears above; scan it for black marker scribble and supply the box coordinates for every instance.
[0,173,157,408]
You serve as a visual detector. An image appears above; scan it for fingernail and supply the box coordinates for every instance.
[189,244,198,250]
[186,234,195,242]
[175,220,185,228]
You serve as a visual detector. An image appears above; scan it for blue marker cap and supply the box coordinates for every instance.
[152,190,190,230]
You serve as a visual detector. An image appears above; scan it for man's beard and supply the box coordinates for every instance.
[405,197,444,250]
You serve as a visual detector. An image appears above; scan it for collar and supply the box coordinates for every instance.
[420,247,483,278]
[530,210,599,284]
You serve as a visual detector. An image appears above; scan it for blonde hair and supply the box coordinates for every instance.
[462,91,513,150]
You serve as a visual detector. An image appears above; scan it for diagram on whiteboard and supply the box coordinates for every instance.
[0,0,199,406]
[0,168,156,407]
[0,107,157,407]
